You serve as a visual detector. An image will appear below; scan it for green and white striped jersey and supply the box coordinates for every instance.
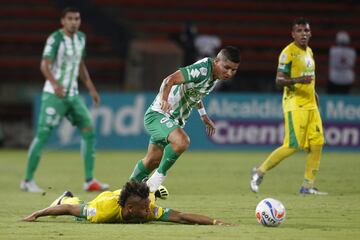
[149,57,218,127]
[42,29,86,96]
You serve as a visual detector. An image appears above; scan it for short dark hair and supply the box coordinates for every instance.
[219,46,240,63]
[61,7,80,18]
[292,17,310,29]
[119,181,150,207]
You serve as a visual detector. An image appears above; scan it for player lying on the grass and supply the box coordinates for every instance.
[23,181,229,225]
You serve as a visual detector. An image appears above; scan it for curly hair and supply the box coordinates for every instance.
[119,181,150,207]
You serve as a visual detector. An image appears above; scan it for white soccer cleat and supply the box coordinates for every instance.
[146,170,166,193]
[250,167,263,193]
[50,191,74,207]
[20,180,44,193]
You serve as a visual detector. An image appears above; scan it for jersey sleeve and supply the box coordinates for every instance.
[179,58,211,83]
[79,31,86,59]
[42,32,61,61]
[277,49,292,75]
[149,203,173,221]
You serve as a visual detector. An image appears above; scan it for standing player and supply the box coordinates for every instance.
[20,7,109,192]
[250,18,327,195]
[129,46,240,193]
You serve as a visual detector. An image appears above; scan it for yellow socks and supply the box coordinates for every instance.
[258,145,297,174]
[303,145,323,188]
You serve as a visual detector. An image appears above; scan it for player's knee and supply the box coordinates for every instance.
[36,127,52,142]
[80,127,95,139]
[173,135,190,152]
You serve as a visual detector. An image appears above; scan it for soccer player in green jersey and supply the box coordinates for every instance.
[250,18,327,195]
[129,46,240,193]
[20,7,108,192]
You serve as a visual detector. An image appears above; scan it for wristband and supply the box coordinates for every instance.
[198,108,207,116]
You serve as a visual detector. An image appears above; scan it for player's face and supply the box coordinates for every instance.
[292,23,311,48]
[214,58,239,81]
[61,12,81,35]
[129,198,151,223]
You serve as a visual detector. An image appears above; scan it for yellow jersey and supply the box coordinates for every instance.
[85,190,170,223]
[277,42,317,112]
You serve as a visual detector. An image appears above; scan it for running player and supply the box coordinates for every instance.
[129,46,240,193]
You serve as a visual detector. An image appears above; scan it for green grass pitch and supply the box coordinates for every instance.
[0,149,359,240]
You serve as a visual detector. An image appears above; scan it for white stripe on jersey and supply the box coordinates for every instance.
[43,31,84,96]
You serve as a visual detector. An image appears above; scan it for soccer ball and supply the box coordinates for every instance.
[255,198,286,227]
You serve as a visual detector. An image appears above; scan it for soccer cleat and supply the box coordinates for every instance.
[83,179,109,191]
[154,185,169,200]
[250,167,263,193]
[20,180,44,193]
[50,191,74,207]
[300,187,328,195]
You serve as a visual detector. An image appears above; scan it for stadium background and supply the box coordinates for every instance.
[0,0,359,149]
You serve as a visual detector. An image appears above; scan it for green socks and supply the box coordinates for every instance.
[81,130,96,180]
[24,128,51,180]
[130,160,151,182]
[157,144,180,175]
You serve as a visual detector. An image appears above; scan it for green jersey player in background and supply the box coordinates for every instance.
[129,46,240,193]
[21,7,109,193]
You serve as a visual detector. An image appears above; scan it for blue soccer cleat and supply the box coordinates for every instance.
[300,187,328,195]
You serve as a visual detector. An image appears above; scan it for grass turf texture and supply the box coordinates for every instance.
[0,149,359,240]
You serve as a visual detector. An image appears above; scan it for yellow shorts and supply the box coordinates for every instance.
[283,109,325,150]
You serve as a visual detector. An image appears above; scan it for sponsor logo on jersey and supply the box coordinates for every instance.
[166,121,174,128]
[199,67,208,76]
[305,56,313,68]
[153,207,159,217]
[160,117,169,124]
[280,53,287,62]
[46,107,56,115]
[189,69,200,78]
[86,207,97,217]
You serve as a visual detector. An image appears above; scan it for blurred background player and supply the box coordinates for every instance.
[327,30,357,94]
[20,7,109,193]
[250,18,327,195]
[23,181,229,225]
[129,46,240,193]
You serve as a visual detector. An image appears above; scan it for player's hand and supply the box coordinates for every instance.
[90,91,100,107]
[201,115,216,136]
[160,100,172,113]
[23,213,37,222]
[53,83,65,97]
[215,220,234,226]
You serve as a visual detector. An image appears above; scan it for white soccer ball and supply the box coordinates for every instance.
[255,198,286,227]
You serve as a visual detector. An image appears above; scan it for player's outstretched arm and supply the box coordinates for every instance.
[167,209,231,226]
[23,204,81,222]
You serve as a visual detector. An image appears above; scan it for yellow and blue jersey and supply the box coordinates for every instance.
[277,42,317,112]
